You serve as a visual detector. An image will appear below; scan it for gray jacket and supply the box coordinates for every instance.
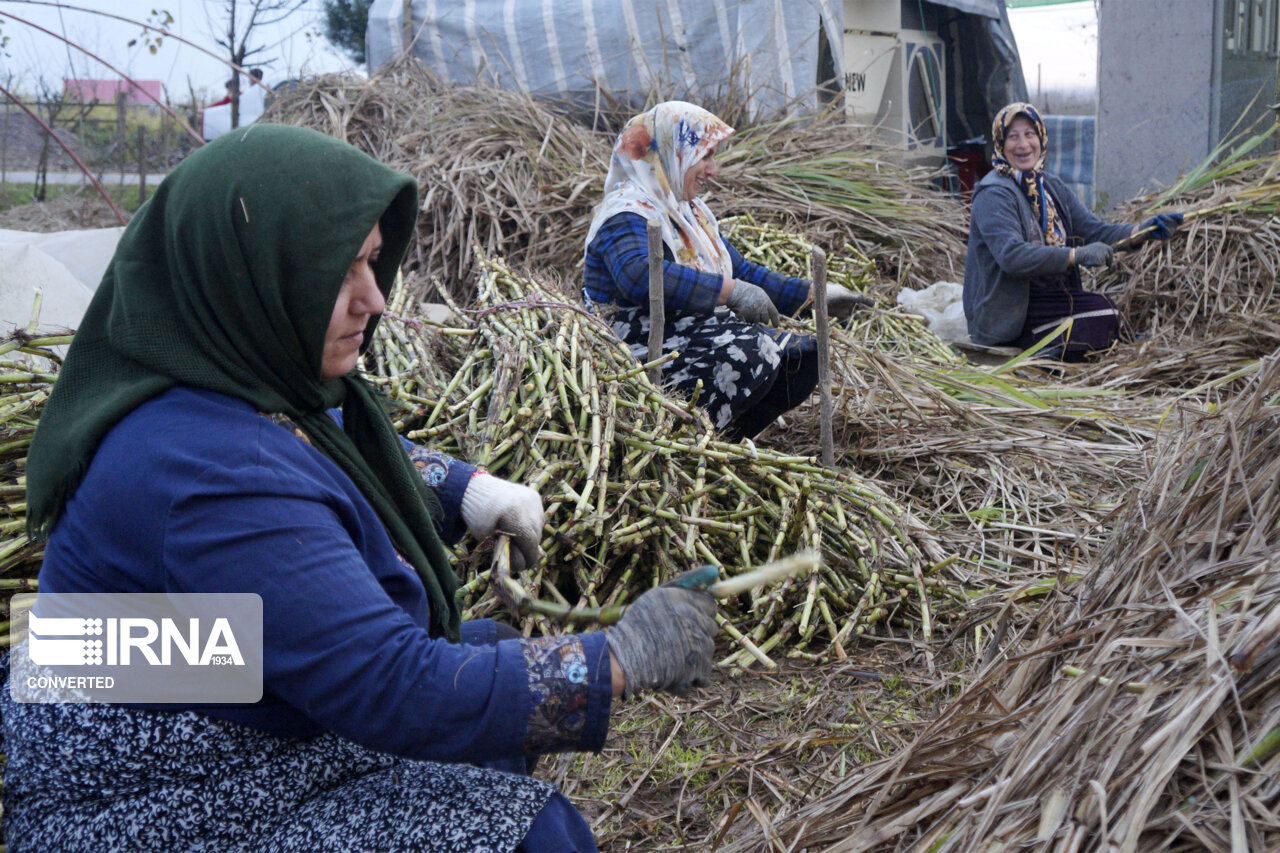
[963,170,1133,345]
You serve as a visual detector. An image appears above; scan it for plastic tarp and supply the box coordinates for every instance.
[927,0,1004,18]
[367,0,844,119]
[0,228,124,341]
[200,87,268,142]
[1043,115,1095,209]
[933,1,1029,146]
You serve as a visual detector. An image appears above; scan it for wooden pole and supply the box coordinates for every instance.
[812,246,834,468]
[646,219,666,385]
[137,125,147,206]
[401,0,416,54]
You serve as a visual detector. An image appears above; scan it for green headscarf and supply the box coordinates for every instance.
[26,123,462,641]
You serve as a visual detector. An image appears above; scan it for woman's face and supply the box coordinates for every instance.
[682,147,718,200]
[321,223,385,381]
[1002,116,1042,172]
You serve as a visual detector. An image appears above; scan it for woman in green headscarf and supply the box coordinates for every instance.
[2,124,717,851]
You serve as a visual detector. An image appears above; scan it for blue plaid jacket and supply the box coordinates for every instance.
[584,212,810,317]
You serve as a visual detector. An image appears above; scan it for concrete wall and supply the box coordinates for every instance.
[1095,0,1218,208]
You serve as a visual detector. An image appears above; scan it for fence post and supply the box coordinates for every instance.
[116,92,126,145]
[2,103,8,193]
[400,0,415,53]
[137,125,147,206]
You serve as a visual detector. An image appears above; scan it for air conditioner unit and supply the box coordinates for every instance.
[843,2,947,165]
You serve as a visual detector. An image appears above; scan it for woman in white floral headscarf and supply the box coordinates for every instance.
[583,101,869,440]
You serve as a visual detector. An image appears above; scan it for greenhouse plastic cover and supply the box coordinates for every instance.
[368,0,844,118]
[367,0,1022,139]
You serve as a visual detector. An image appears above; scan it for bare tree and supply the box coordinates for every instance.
[207,0,307,128]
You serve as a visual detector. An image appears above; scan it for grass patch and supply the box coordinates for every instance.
[0,181,148,215]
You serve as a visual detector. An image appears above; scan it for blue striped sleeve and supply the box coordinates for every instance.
[727,241,811,317]
[583,213,724,315]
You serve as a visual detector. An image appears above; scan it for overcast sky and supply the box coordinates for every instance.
[1008,1,1096,97]
[0,0,356,100]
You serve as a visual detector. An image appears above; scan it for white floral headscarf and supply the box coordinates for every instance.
[585,101,735,277]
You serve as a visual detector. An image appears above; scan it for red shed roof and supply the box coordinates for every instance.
[62,79,164,105]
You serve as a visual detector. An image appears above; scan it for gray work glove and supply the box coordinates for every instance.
[1075,242,1114,268]
[725,280,780,326]
[460,473,544,575]
[824,283,876,319]
[606,587,718,698]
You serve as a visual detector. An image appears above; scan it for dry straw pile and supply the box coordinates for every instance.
[750,356,1280,852]
[1087,124,1280,391]
[265,62,966,300]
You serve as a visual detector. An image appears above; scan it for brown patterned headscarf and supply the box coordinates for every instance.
[991,102,1065,248]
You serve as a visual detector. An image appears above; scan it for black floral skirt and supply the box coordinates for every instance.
[599,303,817,430]
[1,651,585,852]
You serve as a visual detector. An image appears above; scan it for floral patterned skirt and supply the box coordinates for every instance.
[1,651,578,853]
[601,303,817,429]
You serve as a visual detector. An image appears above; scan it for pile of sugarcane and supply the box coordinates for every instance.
[723,215,963,365]
[0,331,69,636]
[1084,124,1280,390]
[367,256,967,667]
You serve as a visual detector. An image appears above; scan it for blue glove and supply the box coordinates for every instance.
[1139,212,1183,241]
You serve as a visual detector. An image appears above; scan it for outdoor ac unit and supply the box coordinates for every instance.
[843,2,947,165]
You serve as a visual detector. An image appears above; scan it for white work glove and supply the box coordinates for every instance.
[824,283,876,319]
[725,280,780,326]
[460,473,544,574]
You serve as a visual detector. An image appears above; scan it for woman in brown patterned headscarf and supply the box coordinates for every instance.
[963,102,1183,361]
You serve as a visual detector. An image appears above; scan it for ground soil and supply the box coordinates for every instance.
[0,105,88,172]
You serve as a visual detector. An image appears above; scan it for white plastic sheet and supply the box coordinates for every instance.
[896,280,968,342]
[0,227,125,337]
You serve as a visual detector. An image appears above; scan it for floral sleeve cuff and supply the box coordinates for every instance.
[405,445,476,544]
[519,632,612,755]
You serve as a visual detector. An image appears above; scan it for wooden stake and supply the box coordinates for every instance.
[813,246,834,467]
[646,219,665,385]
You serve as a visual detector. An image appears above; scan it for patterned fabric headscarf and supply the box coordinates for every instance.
[585,101,735,277]
[991,102,1066,248]
[26,124,463,642]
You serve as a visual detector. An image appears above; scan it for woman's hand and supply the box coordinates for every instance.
[1074,242,1115,268]
[725,280,780,325]
[460,474,544,574]
[606,587,717,698]
[1134,212,1183,242]
[821,283,876,319]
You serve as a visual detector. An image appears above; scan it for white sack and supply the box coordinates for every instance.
[896,281,969,342]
